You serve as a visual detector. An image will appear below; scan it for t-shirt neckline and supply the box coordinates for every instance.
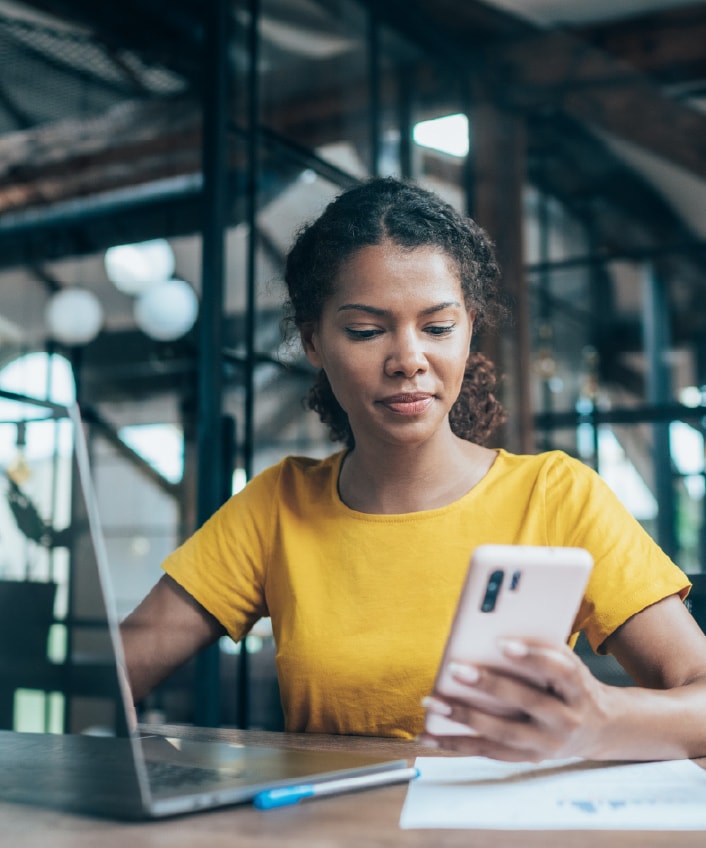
[330,447,506,521]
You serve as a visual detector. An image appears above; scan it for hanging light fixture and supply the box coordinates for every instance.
[45,287,104,346]
[104,238,176,295]
[105,237,197,341]
[134,278,199,341]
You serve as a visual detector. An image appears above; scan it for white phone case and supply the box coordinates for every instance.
[425,544,593,735]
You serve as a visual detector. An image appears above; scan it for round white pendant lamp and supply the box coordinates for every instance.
[45,288,104,346]
[134,278,199,341]
[104,238,176,295]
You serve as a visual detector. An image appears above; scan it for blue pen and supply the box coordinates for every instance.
[253,765,420,810]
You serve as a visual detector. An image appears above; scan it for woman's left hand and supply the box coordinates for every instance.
[421,638,617,762]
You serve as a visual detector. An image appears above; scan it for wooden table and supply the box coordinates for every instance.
[3,724,706,847]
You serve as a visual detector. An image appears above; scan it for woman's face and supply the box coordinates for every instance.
[302,241,475,449]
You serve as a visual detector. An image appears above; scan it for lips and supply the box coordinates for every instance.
[379,392,434,416]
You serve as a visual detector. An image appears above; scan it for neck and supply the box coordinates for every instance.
[338,429,494,514]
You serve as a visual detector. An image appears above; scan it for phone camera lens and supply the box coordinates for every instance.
[480,569,504,612]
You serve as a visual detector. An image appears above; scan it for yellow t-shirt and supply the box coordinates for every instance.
[162,448,689,739]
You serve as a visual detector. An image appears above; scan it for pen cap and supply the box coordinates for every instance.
[253,784,315,809]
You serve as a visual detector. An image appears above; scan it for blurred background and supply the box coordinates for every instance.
[0,0,705,733]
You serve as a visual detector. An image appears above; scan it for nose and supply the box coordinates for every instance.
[384,329,428,378]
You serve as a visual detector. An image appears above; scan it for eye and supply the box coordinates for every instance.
[424,324,455,336]
[345,327,383,340]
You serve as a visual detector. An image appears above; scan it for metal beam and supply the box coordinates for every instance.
[643,263,677,560]
[193,0,230,729]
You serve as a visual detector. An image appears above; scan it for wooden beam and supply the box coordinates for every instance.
[24,0,706,183]
[389,0,532,43]
[412,0,706,180]
[0,3,703,318]
[0,98,201,213]
[25,0,202,79]
[472,100,533,454]
[0,57,454,217]
[489,29,706,179]
[574,5,706,84]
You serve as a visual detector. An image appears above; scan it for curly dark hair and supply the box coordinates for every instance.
[284,177,507,448]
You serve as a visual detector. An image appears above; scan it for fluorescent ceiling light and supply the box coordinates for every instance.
[413,113,469,158]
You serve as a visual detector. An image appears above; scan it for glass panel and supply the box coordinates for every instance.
[411,63,469,213]
[375,24,425,179]
[0,394,128,736]
[673,422,705,572]
[259,0,369,177]
[225,161,344,477]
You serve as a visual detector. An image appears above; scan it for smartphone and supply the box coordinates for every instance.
[425,544,593,735]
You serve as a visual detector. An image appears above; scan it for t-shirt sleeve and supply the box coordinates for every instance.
[160,464,278,642]
[544,453,690,653]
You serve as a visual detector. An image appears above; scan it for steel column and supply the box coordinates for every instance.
[194,0,230,727]
[643,263,677,560]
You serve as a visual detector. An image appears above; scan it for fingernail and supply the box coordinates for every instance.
[447,662,480,683]
[417,735,439,749]
[499,638,529,657]
[421,695,453,716]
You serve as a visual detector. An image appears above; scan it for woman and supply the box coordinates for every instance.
[121,177,706,762]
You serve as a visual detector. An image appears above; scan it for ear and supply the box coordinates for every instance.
[300,323,323,368]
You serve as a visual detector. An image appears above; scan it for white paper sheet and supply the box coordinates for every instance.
[399,756,706,829]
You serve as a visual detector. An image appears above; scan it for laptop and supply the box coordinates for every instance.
[0,391,410,819]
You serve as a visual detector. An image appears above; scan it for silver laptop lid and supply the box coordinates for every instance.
[0,390,151,816]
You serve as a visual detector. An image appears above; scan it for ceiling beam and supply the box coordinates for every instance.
[412,0,706,180]
[488,29,706,179]
[573,5,706,86]
[1,2,704,302]
[23,0,204,79]
[19,0,706,182]
[0,36,702,299]
[0,97,201,214]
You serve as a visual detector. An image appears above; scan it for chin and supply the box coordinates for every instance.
[351,408,452,449]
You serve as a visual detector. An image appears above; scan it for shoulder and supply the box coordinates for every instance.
[187,451,345,551]
[235,450,344,505]
[491,448,592,485]
[265,450,343,485]
[488,449,612,514]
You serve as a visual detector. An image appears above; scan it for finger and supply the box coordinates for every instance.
[495,640,589,705]
[441,663,588,758]
[419,731,545,763]
[447,660,569,719]
[443,694,572,757]
[424,678,568,753]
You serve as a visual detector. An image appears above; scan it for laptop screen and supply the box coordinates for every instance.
[0,390,130,738]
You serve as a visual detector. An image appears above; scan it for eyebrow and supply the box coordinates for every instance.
[337,301,462,317]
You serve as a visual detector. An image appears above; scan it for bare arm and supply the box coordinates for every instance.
[119,574,226,704]
[593,593,706,758]
[605,593,706,689]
